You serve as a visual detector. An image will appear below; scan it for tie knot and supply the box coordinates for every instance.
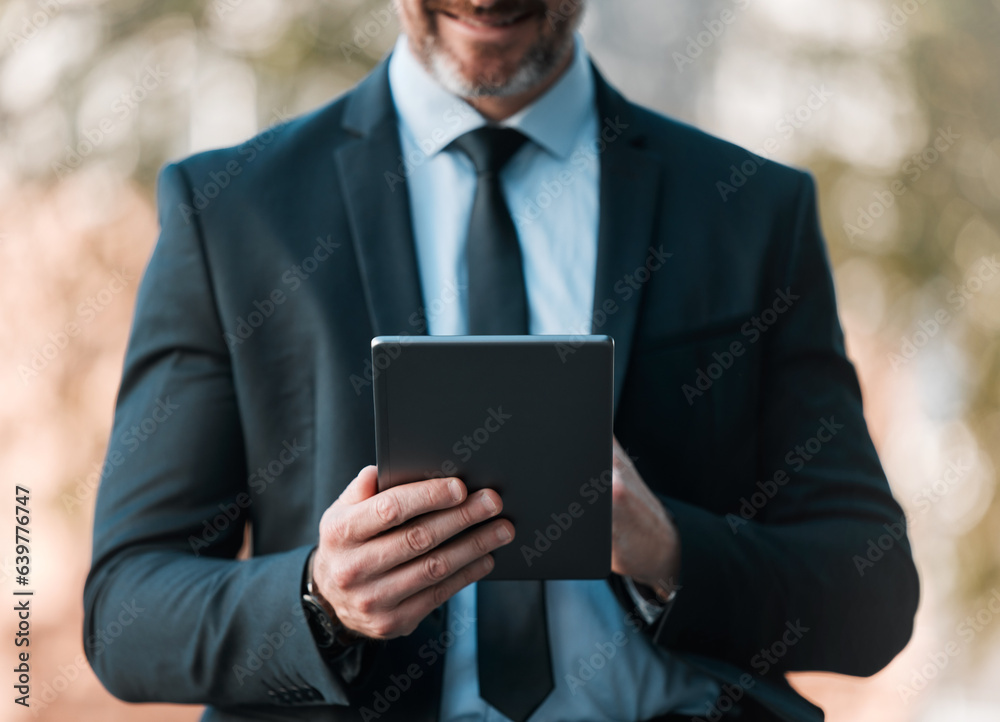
[449,126,528,175]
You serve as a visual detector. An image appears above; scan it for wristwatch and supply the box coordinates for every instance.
[302,549,361,651]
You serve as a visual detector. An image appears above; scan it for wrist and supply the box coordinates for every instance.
[305,549,337,618]
[636,520,681,602]
[303,548,362,651]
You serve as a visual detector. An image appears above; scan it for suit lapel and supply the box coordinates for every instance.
[335,60,426,337]
[591,67,664,417]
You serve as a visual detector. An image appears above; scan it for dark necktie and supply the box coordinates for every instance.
[448,127,554,722]
[451,126,531,335]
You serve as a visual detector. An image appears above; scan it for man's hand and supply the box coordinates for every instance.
[611,437,681,599]
[313,466,514,640]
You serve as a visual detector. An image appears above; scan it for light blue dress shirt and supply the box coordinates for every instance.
[387,34,720,721]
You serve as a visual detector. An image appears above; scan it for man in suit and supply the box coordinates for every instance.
[84,1,920,720]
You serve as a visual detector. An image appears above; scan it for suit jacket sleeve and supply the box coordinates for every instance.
[647,173,919,677]
[82,163,350,707]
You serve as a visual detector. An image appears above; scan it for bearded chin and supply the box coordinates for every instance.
[419,31,575,99]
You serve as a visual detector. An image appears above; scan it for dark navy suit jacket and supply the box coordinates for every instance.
[84,57,919,722]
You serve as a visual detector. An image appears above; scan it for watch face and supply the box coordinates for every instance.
[302,595,336,648]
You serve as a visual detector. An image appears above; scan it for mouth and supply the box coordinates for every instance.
[436,9,535,39]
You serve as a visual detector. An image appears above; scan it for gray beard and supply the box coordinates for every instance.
[424,33,574,98]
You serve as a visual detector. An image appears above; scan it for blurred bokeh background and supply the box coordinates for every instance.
[1,0,999,720]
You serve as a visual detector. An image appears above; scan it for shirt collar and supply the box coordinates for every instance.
[387,33,595,160]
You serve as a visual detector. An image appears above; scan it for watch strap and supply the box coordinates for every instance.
[302,548,363,652]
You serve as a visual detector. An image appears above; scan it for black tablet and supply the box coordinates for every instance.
[371,335,614,580]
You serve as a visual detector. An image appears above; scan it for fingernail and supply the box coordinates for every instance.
[481,492,498,514]
[449,479,463,501]
[497,525,512,543]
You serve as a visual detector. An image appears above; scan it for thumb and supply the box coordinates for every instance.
[337,465,380,505]
[612,437,631,471]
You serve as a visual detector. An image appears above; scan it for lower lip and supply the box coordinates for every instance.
[437,11,533,41]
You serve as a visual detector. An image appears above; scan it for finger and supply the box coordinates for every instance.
[388,554,497,636]
[337,465,379,505]
[376,518,514,607]
[612,438,631,469]
[342,476,468,542]
[360,489,504,574]
[611,459,630,505]
[613,440,643,485]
